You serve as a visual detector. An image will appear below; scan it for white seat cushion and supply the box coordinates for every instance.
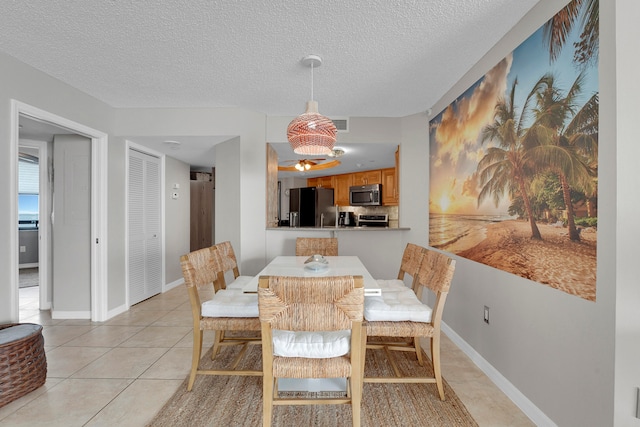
[375,279,410,291]
[201,290,258,317]
[364,288,432,322]
[225,275,253,291]
[272,329,351,358]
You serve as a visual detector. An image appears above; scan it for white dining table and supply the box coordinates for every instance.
[242,255,381,296]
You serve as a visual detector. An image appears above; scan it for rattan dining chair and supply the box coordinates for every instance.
[376,242,426,292]
[365,243,427,356]
[295,237,338,256]
[214,240,254,290]
[180,246,261,391]
[363,248,456,400]
[258,275,365,427]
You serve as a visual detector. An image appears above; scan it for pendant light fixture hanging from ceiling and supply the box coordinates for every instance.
[287,54,337,155]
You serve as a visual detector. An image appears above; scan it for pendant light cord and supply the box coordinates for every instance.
[310,61,314,102]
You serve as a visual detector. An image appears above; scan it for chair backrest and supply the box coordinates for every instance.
[180,246,220,292]
[258,275,363,332]
[398,243,426,287]
[415,248,456,325]
[180,246,226,321]
[214,241,241,287]
[295,237,338,256]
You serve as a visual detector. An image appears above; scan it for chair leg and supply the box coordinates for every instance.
[263,375,275,427]
[360,331,367,387]
[414,336,424,366]
[432,334,445,400]
[351,374,362,427]
[211,330,224,360]
[352,338,364,427]
[187,329,203,391]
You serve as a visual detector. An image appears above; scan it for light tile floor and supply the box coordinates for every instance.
[1,285,535,426]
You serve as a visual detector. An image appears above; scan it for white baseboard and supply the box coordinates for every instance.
[51,310,91,320]
[19,263,39,269]
[103,281,181,323]
[441,322,556,427]
[163,278,184,292]
[107,303,128,320]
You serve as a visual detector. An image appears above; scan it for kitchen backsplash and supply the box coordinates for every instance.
[339,205,399,227]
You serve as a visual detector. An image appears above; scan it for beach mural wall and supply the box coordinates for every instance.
[428,0,598,301]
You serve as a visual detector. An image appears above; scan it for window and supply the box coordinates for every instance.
[18,156,39,229]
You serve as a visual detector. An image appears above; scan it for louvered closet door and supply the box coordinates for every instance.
[128,148,162,305]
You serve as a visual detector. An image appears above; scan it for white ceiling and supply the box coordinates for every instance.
[6,0,540,169]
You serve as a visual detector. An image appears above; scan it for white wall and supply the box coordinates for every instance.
[214,137,242,261]
[113,107,268,276]
[613,1,640,425]
[0,52,114,322]
[164,156,190,284]
[107,137,127,310]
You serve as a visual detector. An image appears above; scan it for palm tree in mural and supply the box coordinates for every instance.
[524,73,598,241]
[478,78,542,240]
[543,0,599,67]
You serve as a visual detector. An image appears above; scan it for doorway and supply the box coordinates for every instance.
[11,100,109,322]
[127,145,163,305]
[17,139,49,318]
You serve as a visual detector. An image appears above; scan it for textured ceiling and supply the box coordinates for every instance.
[1,0,540,119]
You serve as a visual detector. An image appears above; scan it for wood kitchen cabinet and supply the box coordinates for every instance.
[306,176,333,188]
[333,173,353,206]
[317,176,333,188]
[381,167,398,205]
[352,170,381,186]
[304,159,397,206]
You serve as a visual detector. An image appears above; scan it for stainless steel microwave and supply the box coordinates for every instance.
[349,184,382,206]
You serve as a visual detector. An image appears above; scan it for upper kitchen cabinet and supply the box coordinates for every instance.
[352,169,381,186]
[333,173,353,206]
[312,175,333,188]
[381,168,398,206]
[381,147,399,206]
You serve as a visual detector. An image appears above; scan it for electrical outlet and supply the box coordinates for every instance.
[483,306,490,324]
[19,246,26,253]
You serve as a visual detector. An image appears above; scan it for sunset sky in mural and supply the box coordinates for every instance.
[429,26,598,216]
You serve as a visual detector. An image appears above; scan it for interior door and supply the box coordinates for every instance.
[52,134,91,315]
[128,148,162,305]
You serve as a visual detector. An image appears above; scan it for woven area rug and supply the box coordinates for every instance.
[148,340,478,427]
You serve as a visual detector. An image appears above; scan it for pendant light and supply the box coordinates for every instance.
[287,55,337,155]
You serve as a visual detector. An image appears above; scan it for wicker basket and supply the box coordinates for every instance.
[0,323,47,408]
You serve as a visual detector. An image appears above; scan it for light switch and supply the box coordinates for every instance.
[173,183,180,189]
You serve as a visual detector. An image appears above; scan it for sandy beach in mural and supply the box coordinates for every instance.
[456,220,597,301]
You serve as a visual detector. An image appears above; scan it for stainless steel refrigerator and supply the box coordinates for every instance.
[289,187,335,227]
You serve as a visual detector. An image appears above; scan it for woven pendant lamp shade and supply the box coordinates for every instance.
[287,101,337,155]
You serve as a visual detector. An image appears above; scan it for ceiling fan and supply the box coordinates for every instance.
[280,158,324,171]
[278,158,341,172]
